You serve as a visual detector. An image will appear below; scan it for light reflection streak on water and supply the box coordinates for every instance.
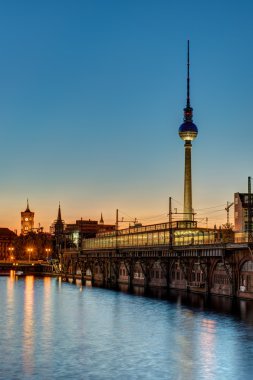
[57,275,62,290]
[6,271,15,341]
[40,277,53,364]
[43,277,52,325]
[174,309,196,380]
[22,276,35,376]
[199,318,217,379]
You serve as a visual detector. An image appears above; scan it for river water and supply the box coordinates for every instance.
[1,274,253,380]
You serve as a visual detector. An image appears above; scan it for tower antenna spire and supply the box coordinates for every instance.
[187,39,190,108]
[183,40,193,123]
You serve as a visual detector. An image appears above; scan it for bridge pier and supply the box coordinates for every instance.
[143,274,150,293]
[101,274,106,287]
[205,261,211,295]
[128,274,133,292]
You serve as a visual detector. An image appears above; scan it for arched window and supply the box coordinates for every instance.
[212,261,230,287]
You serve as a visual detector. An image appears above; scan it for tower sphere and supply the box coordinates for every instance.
[179,120,198,141]
[179,40,198,142]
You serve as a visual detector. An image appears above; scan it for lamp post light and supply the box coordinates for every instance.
[8,247,15,261]
[45,248,51,261]
[27,248,33,263]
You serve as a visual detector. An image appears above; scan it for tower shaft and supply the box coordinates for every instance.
[184,141,193,220]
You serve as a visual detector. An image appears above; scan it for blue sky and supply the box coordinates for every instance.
[0,0,252,232]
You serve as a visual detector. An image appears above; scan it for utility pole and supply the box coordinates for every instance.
[116,209,119,232]
[115,209,138,249]
[248,177,252,242]
[115,209,119,249]
[169,197,173,248]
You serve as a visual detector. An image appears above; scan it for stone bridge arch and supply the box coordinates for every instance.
[210,259,232,296]
[169,258,187,290]
[188,258,206,288]
[238,257,253,296]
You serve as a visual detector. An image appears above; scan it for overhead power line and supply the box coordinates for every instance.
[195,204,226,211]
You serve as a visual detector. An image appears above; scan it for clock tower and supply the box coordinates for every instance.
[21,199,35,235]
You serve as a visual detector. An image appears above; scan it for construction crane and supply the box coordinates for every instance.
[225,201,234,225]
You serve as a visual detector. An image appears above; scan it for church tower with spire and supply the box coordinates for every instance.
[21,199,35,234]
[99,213,104,225]
[53,203,65,257]
[54,203,64,236]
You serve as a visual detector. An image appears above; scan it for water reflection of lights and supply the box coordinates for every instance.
[43,277,52,325]
[199,318,217,379]
[10,269,16,280]
[6,272,16,340]
[41,277,53,362]
[74,278,83,291]
[173,309,196,379]
[23,276,35,376]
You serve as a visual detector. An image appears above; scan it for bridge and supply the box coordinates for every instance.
[60,240,253,300]
[0,261,54,276]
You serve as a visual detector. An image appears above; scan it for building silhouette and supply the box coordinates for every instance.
[65,216,115,248]
[0,228,16,260]
[234,193,253,239]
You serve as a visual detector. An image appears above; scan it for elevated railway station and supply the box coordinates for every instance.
[60,221,253,300]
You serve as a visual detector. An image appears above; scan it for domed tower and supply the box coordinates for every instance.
[178,41,198,221]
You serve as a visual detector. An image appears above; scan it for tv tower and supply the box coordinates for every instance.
[178,41,198,221]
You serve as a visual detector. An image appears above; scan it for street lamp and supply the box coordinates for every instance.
[8,247,15,261]
[45,248,51,261]
[27,247,33,263]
